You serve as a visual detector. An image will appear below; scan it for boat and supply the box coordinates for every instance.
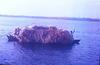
[7,25,80,45]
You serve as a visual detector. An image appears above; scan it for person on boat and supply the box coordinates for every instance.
[14,27,21,35]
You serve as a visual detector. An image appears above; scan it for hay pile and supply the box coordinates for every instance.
[8,26,74,45]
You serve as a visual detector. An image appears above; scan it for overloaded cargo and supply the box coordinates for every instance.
[7,26,79,45]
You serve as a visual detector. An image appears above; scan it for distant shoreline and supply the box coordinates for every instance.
[0,14,100,21]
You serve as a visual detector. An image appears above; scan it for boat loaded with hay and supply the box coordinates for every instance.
[7,25,80,46]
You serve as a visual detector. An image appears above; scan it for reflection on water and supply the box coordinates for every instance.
[0,17,100,65]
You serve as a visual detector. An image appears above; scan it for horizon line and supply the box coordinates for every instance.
[0,14,100,21]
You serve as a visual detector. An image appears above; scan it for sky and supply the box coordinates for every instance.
[0,0,100,18]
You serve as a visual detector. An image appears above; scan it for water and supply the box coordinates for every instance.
[0,17,100,65]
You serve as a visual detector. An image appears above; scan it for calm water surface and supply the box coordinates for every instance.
[0,17,100,65]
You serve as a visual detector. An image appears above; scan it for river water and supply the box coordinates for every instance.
[0,17,100,65]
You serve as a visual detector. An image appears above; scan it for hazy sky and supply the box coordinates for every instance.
[0,0,100,18]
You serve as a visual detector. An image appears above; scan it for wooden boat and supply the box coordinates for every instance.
[7,26,80,45]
